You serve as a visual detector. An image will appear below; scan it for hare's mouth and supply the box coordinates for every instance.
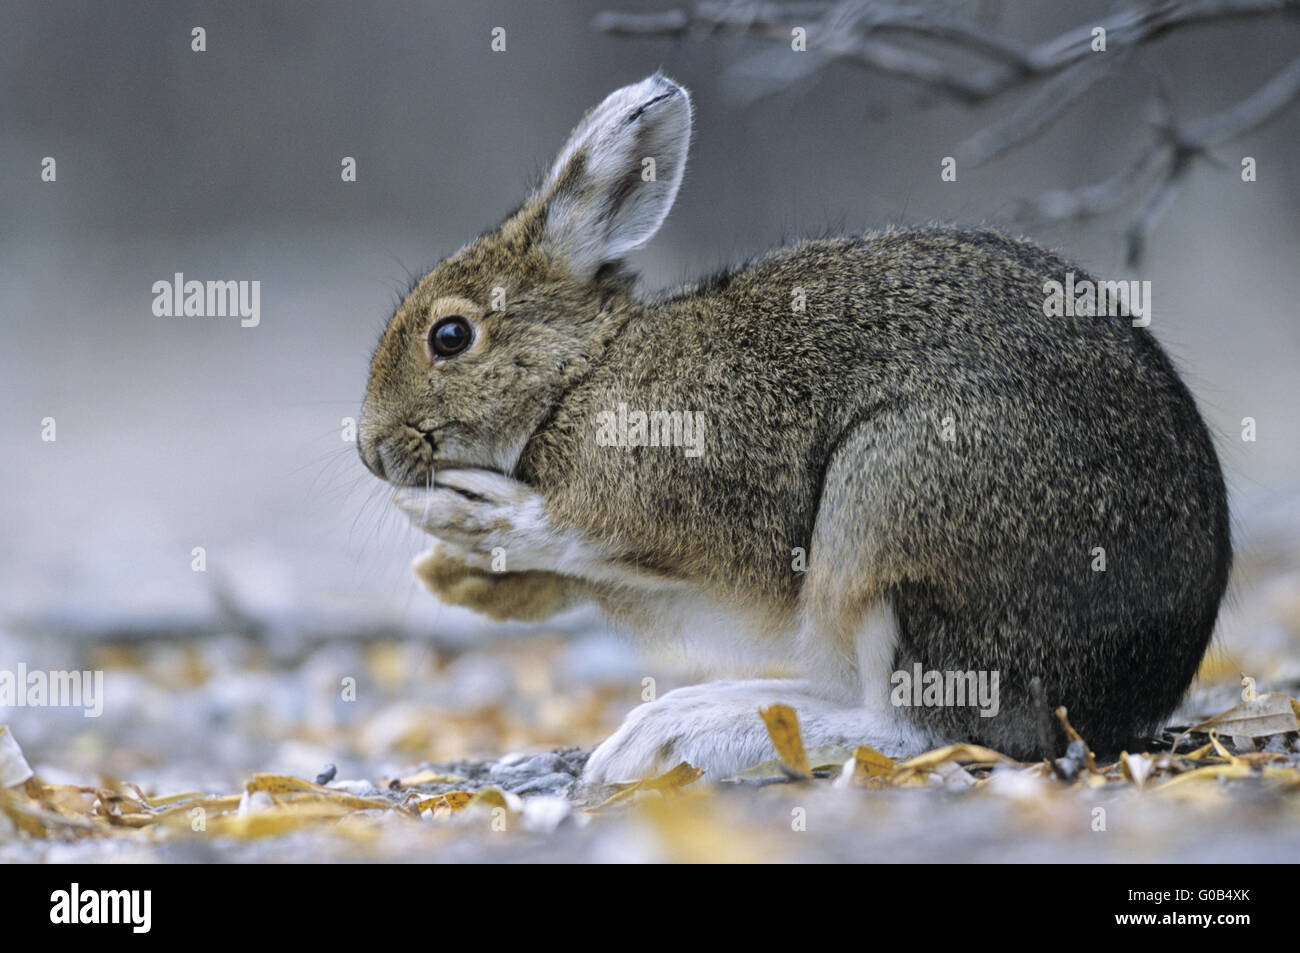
[387,429,507,485]
[430,458,506,480]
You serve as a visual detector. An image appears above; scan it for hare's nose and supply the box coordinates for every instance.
[361,425,438,487]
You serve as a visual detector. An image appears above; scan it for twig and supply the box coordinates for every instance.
[955,55,1115,167]
[1019,54,1300,265]
[595,0,1294,103]
[596,0,1300,263]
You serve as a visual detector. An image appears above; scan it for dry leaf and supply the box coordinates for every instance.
[1153,762,1255,791]
[898,744,1014,771]
[1208,731,1241,765]
[889,744,1015,787]
[126,785,207,809]
[392,768,467,789]
[589,762,702,810]
[1180,691,1299,745]
[806,744,855,772]
[205,802,374,838]
[153,795,244,823]
[0,787,100,837]
[411,791,474,814]
[244,773,394,811]
[640,762,704,791]
[759,704,811,778]
[850,745,895,783]
[467,787,523,812]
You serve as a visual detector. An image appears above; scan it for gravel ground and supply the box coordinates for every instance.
[3,525,1300,862]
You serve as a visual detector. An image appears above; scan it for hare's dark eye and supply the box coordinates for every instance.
[429,316,472,358]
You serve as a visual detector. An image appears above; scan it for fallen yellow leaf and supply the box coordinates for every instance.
[759,704,811,778]
[851,745,895,783]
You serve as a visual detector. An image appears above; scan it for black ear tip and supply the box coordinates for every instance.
[645,70,685,94]
[660,75,686,96]
[625,79,689,125]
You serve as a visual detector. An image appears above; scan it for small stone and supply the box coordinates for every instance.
[490,752,569,781]
[508,772,575,797]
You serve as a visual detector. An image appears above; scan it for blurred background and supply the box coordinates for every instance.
[1,0,1298,836]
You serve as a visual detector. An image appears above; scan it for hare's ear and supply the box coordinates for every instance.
[536,74,691,279]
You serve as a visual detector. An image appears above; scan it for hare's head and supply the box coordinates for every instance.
[360,74,692,486]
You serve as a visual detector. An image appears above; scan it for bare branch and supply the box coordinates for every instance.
[596,1,1300,264]
[595,0,1295,102]
[1124,148,1195,267]
[1014,145,1171,223]
[1019,54,1300,263]
[1182,53,1300,144]
[955,56,1115,167]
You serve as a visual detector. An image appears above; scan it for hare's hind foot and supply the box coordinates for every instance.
[581,678,932,784]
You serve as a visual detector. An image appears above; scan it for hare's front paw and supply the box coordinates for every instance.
[411,543,578,622]
[393,469,547,566]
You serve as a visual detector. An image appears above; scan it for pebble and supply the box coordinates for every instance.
[508,772,576,797]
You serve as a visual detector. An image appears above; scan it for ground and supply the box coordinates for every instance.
[3,550,1300,861]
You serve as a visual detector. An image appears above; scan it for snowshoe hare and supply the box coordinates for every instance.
[359,75,1230,782]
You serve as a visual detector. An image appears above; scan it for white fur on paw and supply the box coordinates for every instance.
[582,681,808,783]
[393,469,539,556]
[433,468,533,504]
[582,680,928,784]
[583,693,773,784]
